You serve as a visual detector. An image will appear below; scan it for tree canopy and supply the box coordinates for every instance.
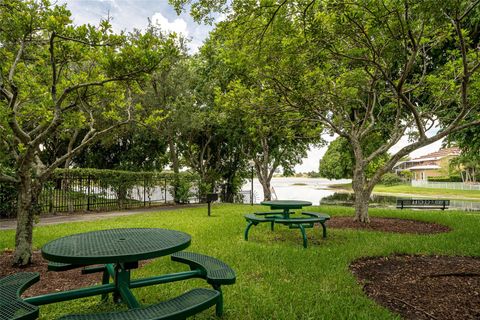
[0,0,177,265]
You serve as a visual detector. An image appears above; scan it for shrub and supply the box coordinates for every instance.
[381,173,402,186]
[428,176,463,182]
[0,182,17,218]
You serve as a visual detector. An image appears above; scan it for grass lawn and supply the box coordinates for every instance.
[2,204,480,319]
[330,183,480,200]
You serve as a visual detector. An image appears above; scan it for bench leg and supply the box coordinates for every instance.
[299,224,307,248]
[320,222,327,238]
[244,221,255,241]
[101,268,110,302]
[270,220,274,231]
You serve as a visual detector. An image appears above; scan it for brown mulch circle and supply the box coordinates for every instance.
[350,255,480,320]
[327,217,450,234]
[0,250,103,297]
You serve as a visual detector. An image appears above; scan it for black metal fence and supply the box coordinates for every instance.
[38,175,186,214]
[0,171,203,218]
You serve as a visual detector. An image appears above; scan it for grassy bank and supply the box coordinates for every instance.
[1,204,480,319]
[330,183,480,200]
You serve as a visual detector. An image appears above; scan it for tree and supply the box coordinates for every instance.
[448,125,480,183]
[202,13,323,201]
[319,137,389,180]
[171,0,480,222]
[0,0,174,265]
[319,138,353,180]
[216,80,318,200]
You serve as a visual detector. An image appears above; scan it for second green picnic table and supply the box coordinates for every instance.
[244,200,330,248]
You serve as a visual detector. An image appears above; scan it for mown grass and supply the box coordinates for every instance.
[329,182,480,200]
[373,184,480,200]
[1,204,480,319]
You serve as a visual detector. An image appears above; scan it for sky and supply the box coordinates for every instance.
[58,0,445,173]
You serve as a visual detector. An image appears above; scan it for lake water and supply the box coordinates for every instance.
[241,177,350,205]
[241,177,480,211]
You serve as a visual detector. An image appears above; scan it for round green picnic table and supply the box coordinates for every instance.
[34,228,191,309]
[260,200,312,218]
[42,228,191,265]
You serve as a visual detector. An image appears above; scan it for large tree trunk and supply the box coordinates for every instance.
[351,144,371,223]
[13,173,41,266]
[353,187,371,223]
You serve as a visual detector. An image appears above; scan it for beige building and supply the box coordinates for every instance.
[393,147,460,181]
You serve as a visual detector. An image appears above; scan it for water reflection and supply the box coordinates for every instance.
[320,193,397,207]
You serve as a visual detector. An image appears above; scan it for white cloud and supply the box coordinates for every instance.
[151,12,189,37]
[58,0,213,53]
[294,134,336,173]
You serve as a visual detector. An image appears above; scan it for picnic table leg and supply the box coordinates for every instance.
[244,221,255,240]
[114,264,140,309]
[213,285,223,317]
[298,224,308,248]
[320,222,327,238]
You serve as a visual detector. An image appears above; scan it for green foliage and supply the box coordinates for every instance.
[380,173,402,186]
[170,175,196,204]
[319,138,353,179]
[319,137,389,180]
[0,0,180,263]
[307,171,322,178]
[428,176,463,182]
[0,182,17,218]
[399,170,413,181]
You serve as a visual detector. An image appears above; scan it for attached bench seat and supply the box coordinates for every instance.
[0,272,40,320]
[59,288,220,320]
[47,261,82,272]
[253,211,284,216]
[171,251,236,317]
[171,252,236,287]
[301,212,331,220]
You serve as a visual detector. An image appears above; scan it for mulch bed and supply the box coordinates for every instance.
[327,217,450,234]
[1,250,103,297]
[351,255,480,320]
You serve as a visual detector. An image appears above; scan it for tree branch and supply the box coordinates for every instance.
[0,174,19,184]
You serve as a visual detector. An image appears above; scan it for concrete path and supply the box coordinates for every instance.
[0,204,202,231]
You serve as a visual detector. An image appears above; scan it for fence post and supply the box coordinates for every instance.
[87,175,91,211]
[164,178,167,204]
[143,177,146,207]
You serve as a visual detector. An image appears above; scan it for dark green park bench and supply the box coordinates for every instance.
[396,199,450,210]
[244,212,330,248]
[0,272,40,320]
[51,252,235,320]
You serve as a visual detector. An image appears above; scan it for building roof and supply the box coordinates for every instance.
[408,165,441,170]
[410,147,461,161]
[393,147,460,169]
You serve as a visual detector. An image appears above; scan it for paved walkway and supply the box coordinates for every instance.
[0,204,202,230]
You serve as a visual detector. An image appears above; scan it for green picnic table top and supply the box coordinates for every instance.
[260,200,312,212]
[42,228,191,265]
